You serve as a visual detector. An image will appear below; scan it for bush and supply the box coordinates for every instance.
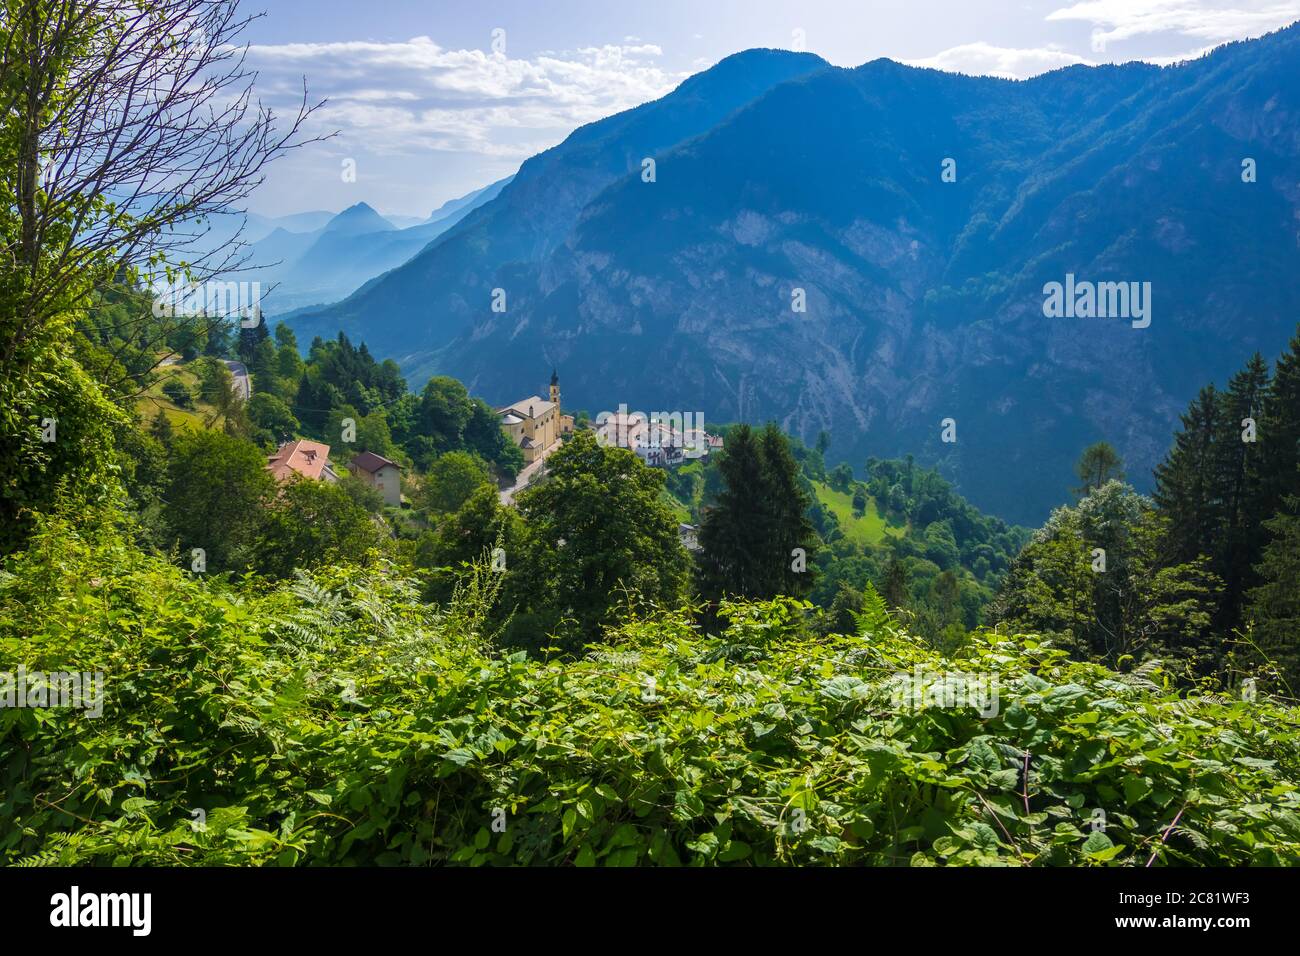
[2,516,1298,866]
[161,378,194,409]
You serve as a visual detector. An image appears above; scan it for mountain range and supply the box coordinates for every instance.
[287,27,1300,524]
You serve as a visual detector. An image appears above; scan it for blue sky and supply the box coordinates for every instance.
[242,0,1300,218]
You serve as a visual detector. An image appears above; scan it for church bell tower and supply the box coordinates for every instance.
[549,369,560,408]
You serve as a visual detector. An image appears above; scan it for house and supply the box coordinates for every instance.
[499,370,563,464]
[678,523,701,552]
[591,409,720,468]
[267,439,338,483]
[348,450,402,507]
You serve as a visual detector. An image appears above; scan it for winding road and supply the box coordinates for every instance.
[223,360,251,401]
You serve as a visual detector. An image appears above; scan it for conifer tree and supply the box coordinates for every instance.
[1259,326,1300,523]
[1211,353,1269,629]
[1246,492,1300,696]
[1154,384,1221,565]
[882,554,910,611]
[1073,442,1124,497]
[697,424,818,602]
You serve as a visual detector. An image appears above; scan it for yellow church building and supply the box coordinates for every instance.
[498,370,563,464]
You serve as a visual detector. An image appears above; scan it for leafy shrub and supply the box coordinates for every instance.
[2,516,1298,866]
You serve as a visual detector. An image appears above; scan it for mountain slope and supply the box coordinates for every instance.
[289,49,831,349]
[289,30,1300,523]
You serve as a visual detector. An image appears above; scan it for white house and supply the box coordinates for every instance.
[347,451,402,507]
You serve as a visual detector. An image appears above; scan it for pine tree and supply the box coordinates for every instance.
[882,554,910,611]
[1259,325,1300,524]
[697,424,817,602]
[1073,442,1124,497]
[236,319,269,364]
[758,423,818,598]
[1211,353,1269,629]
[1246,493,1300,696]
[1154,384,1221,565]
[149,408,174,445]
[698,424,775,600]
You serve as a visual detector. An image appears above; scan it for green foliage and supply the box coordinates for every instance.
[993,482,1225,680]
[1074,442,1125,497]
[1154,354,1272,633]
[415,485,522,605]
[419,451,493,517]
[162,379,195,409]
[255,477,389,580]
[510,430,690,650]
[163,429,275,572]
[1247,495,1300,695]
[248,392,300,447]
[3,515,1297,867]
[697,423,819,602]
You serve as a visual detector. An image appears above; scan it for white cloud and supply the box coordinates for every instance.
[1046,0,1300,43]
[910,3,1298,79]
[246,36,683,161]
[906,42,1094,79]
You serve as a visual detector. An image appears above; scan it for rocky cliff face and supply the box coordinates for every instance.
[291,28,1300,523]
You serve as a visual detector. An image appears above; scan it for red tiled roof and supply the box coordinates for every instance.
[267,439,332,482]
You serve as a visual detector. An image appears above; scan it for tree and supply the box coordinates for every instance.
[248,335,281,395]
[851,486,867,516]
[882,554,910,611]
[247,393,299,446]
[1074,442,1124,497]
[697,424,819,603]
[1210,353,1269,630]
[1258,326,1300,522]
[276,334,304,387]
[829,462,854,492]
[149,409,174,445]
[818,582,863,637]
[1246,493,1300,695]
[255,477,387,579]
[420,451,493,517]
[416,484,522,605]
[464,397,524,480]
[993,482,1221,677]
[162,379,194,409]
[0,0,317,552]
[163,429,274,571]
[509,430,690,649]
[236,319,268,365]
[1154,384,1221,565]
[414,376,474,459]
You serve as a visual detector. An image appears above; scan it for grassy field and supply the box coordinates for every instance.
[812,480,905,547]
[133,357,216,432]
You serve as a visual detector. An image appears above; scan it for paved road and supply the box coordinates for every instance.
[498,442,559,505]
[223,360,251,401]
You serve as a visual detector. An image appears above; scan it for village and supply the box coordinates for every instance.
[260,369,722,523]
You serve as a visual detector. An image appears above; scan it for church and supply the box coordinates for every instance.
[498,370,570,464]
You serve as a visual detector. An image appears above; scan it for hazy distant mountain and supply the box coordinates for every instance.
[385,214,430,229]
[165,208,335,262]
[289,29,1300,523]
[425,178,512,226]
[248,182,511,315]
[319,202,396,237]
[259,210,335,237]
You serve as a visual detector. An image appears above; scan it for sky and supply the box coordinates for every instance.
[240,0,1300,218]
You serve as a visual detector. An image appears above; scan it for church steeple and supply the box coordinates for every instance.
[549,368,560,407]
